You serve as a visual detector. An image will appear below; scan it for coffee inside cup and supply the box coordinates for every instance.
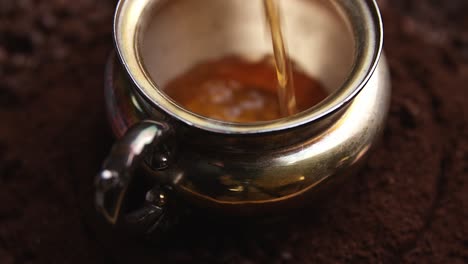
[139,0,355,123]
[163,55,327,122]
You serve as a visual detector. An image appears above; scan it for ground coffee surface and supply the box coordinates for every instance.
[0,0,467,263]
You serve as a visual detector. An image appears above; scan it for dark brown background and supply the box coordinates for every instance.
[0,0,467,263]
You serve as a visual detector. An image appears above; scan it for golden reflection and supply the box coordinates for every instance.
[229,185,245,192]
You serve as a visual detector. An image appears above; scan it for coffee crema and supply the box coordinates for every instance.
[163,56,327,123]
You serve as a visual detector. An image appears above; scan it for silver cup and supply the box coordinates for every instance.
[97,0,390,234]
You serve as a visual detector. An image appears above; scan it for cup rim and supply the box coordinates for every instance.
[113,0,383,135]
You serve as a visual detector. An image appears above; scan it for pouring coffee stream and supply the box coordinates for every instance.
[263,0,298,116]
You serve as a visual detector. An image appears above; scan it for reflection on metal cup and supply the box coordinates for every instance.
[97,0,390,235]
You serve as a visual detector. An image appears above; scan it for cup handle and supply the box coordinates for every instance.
[95,120,172,234]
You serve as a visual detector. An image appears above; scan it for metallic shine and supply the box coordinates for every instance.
[97,0,391,231]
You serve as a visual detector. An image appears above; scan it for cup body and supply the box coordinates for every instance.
[105,54,390,215]
[100,0,390,216]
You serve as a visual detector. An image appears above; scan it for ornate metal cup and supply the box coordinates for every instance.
[96,0,390,234]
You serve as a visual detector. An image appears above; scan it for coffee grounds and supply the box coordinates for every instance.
[0,0,467,263]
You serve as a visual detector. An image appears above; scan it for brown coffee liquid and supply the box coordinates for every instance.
[164,56,327,123]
